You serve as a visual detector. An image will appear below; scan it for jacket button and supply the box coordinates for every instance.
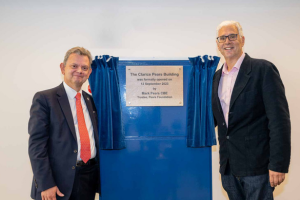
[74,150,77,153]
[223,123,225,126]
[72,166,75,170]
[226,136,229,139]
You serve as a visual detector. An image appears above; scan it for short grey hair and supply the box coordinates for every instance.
[63,47,93,67]
[216,21,244,38]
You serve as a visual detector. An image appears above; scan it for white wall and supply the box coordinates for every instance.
[0,0,299,199]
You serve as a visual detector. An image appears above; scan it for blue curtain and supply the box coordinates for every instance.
[89,55,125,150]
[187,55,220,147]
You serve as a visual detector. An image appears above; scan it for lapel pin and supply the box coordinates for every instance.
[87,97,90,101]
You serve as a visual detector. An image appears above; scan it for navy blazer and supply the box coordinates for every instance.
[212,54,291,176]
[28,83,99,200]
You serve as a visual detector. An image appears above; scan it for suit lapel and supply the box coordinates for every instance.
[229,54,252,110]
[57,83,77,141]
[213,67,225,121]
[82,91,99,149]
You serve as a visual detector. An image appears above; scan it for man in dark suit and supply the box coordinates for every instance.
[212,21,291,200]
[28,47,99,200]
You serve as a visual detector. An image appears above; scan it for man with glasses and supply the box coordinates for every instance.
[212,21,291,199]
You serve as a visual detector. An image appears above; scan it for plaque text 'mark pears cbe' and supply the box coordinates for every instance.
[126,66,183,106]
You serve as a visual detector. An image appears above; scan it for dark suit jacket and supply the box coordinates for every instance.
[28,83,99,200]
[212,54,291,176]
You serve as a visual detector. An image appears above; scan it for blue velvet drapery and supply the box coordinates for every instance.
[187,55,220,147]
[89,55,125,150]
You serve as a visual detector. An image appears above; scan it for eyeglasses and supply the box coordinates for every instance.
[216,34,238,43]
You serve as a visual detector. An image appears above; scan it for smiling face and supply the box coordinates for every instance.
[217,24,245,62]
[60,53,92,92]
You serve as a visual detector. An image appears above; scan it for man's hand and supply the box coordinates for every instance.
[269,170,285,187]
[41,186,64,200]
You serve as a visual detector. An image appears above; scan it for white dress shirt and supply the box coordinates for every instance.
[63,82,96,161]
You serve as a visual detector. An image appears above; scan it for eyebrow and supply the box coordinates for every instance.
[70,63,89,67]
[219,33,238,36]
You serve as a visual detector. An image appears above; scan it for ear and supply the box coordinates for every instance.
[241,36,245,47]
[216,40,221,51]
[87,67,92,77]
[60,63,65,75]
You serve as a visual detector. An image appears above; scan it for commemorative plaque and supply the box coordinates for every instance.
[126,66,183,106]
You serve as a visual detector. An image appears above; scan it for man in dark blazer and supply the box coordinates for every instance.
[28,47,99,200]
[212,21,291,200]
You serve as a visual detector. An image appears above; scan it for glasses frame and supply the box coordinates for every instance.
[216,34,238,43]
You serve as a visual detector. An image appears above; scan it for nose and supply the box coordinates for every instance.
[224,37,231,43]
[76,66,83,74]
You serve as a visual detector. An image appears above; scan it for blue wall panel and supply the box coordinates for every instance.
[99,60,212,200]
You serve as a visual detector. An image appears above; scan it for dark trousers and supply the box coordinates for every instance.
[221,166,274,200]
[70,163,99,200]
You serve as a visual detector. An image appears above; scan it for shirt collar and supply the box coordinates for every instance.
[63,82,82,99]
[222,53,245,74]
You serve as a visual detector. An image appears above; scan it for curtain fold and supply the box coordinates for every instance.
[187,55,220,147]
[89,55,125,150]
